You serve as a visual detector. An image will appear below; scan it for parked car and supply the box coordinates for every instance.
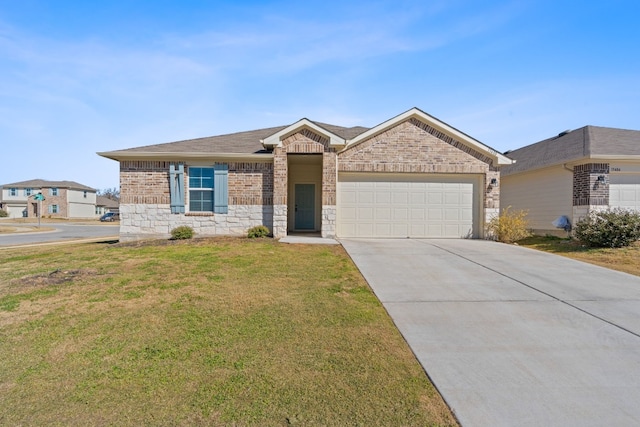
[100,212,120,222]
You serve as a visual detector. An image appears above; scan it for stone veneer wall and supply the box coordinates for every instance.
[119,204,273,241]
[337,118,501,228]
[119,160,273,240]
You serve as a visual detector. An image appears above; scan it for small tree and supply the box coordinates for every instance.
[486,206,532,243]
[98,187,120,201]
[0,209,8,218]
[574,208,640,248]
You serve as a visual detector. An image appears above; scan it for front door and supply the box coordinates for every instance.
[294,184,315,230]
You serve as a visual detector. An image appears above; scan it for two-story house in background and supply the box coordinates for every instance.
[0,179,97,219]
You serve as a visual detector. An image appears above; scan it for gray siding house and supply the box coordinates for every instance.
[501,126,640,235]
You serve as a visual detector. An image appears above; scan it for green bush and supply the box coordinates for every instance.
[486,206,532,243]
[574,208,640,248]
[247,225,270,238]
[170,226,195,240]
[0,209,8,218]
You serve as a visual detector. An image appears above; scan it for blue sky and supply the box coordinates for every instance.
[1,1,638,190]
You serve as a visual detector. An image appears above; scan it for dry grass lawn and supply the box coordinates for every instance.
[518,236,640,277]
[0,237,457,426]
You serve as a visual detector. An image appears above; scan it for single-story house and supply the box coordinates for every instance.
[98,108,513,241]
[0,179,97,219]
[501,126,640,235]
[96,195,120,216]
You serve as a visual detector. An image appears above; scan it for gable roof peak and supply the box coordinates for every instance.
[344,107,514,166]
[261,118,348,148]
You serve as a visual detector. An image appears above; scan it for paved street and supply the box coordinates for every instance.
[0,222,119,247]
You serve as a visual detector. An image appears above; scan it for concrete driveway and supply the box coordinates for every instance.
[341,238,640,427]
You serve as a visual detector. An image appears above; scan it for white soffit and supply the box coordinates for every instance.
[260,119,346,148]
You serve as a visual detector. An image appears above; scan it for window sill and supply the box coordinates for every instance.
[185,212,215,217]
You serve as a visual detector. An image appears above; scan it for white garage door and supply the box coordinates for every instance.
[610,174,640,211]
[337,173,480,238]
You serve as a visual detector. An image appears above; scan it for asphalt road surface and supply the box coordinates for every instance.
[0,222,119,247]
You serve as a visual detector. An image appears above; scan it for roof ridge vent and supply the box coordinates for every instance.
[557,129,571,137]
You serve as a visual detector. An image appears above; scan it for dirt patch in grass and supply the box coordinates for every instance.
[14,268,100,288]
[0,239,458,426]
[518,236,640,277]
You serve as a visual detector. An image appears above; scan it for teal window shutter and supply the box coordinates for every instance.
[169,164,185,213]
[213,164,228,214]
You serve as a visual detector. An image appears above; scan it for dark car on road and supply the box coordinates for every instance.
[100,212,120,222]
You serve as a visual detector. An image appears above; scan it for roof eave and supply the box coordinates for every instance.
[502,154,640,176]
[97,151,274,162]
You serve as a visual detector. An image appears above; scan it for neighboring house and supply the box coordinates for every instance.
[501,126,640,235]
[98,107,513,241]
[0,179,97,219]
[96,195,120,216]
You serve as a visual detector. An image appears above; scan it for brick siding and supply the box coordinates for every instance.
[573,163,609,206]
[228,162,273,205]
[338,120,492,174]
[338,118,499,209]
[42,188,68,218]
[120,160,274,206]
[120,161,172,204]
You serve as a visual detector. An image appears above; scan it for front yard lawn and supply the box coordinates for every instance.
[518,236,640,277]
[0,238,457,426]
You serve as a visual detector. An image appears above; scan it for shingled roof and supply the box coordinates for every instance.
[501,126,640,176]
[1,179,96,191]
[99,122,370,159]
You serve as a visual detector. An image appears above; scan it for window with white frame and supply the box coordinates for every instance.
[49,188,59,196]
[49,205,59,214]
[9,188,17,196]
[188,167,214,212]
[24,188,33,196]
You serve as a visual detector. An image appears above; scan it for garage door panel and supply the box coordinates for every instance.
[428,209,443,220]
[428,192,443,204]
[392,192,408,204]
[357,223,374,236]
[375,223,392,236]
[410,192,426,204]
[393,208,408,220]
[411,209,425,220]
[375,207,391,220]
[341,207,356,220]
[610,174,640,211]
[375,191,391,203]
[392,223,409,236]
[338,174,478,238]
[342,190,357,203]
[359,191,374,203]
